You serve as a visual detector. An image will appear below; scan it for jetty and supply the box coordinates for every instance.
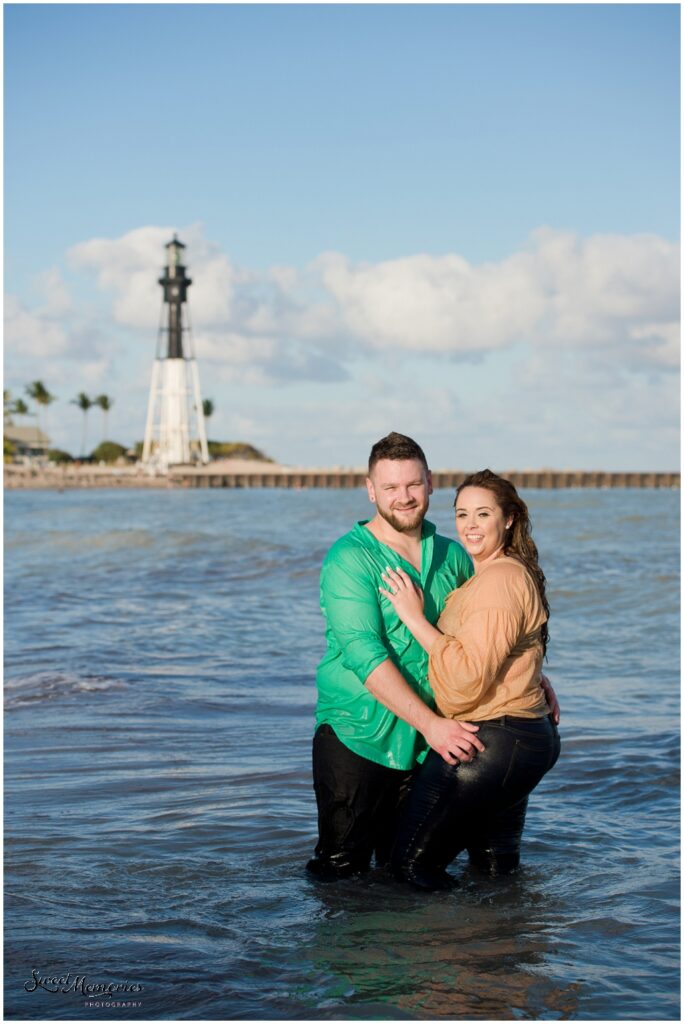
[172,466,679,490]
[4,461,679,490]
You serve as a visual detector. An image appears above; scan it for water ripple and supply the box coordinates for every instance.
[4,487,680,1020]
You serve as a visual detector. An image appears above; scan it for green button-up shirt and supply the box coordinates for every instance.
[315,518,473,770]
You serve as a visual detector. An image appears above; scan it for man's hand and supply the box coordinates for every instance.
[540,673,560,724]
[364,660,485,766]
[424,716,485,766]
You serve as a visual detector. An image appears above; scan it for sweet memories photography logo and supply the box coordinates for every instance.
[24,968,144,1000]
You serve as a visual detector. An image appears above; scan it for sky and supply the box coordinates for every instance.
[4,2,680,470]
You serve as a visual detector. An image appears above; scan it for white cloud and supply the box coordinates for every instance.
[5,224,679,464]
[33,266,74,317]
[56,223,682,376]
[4,294,71,359]
[315,229,679,364]
[68,223,248,330]
[315,249,546,354]
[4,261,129,426]
[193,328,346,385]
[60,223,681,395]
[69,225,181,329]
[534,228,679,349]
[4,265,80,361]
[627,321,679,370]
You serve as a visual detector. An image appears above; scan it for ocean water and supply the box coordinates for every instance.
[4,486,680,1021]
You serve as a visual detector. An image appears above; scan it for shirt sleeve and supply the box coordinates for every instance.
[428,569,526,717]
[320,547,389,683]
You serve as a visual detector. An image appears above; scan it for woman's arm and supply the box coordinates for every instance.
[429,608,522,718]
[384,563,531,718]
[378,566,442,652]
[380,563,532,719]
[364,659,484,764]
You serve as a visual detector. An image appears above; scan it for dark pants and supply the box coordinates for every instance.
[392,714,561,890]
[306,724,415,880]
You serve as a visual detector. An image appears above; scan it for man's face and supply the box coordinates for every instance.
[366,458,432,533]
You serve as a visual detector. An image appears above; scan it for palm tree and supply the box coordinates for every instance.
[202,398,214,427]
[25,380,55,436]
[12,398,29,421]
[71,392,93,457]
[94,394,113,441]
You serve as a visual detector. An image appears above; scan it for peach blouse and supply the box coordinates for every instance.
[428,556,549,721]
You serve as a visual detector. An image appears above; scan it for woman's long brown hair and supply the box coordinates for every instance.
[455,469,550,657]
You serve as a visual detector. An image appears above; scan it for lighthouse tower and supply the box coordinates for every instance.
[142,235,209,467]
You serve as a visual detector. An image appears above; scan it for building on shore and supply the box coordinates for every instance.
[142,235,209,470]
[5,424,51,461]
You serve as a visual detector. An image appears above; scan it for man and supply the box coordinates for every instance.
[306,432,559,882]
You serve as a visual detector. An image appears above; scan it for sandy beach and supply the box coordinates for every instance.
[3,459,295,490]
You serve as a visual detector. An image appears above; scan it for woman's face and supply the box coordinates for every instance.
[455,486,512,565]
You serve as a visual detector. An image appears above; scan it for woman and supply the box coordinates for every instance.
[379,469,561,891]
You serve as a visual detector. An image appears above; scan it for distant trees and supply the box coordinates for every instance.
[207,441,271,462]
[71,392,93,457]
[90,441,127,463]
[71,392,114,454]
[94,394,113,441]
[25,380,55,435]
[4,436,16,462]
[47,448,74,465]
[5,382,121,463]
[3,390,28,426]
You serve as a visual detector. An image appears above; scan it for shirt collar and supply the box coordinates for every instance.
[354,518,436,545]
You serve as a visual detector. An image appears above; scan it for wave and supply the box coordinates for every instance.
[4,671,129,710]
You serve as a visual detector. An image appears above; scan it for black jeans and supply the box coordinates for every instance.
[307,724,415,880]
[392,714,561,890]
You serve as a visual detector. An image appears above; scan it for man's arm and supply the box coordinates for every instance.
[365,659,484,766]
[540,674,560,724]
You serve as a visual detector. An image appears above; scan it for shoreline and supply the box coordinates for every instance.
[4,461,680,491]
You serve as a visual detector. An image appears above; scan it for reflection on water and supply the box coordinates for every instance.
[4,487,680,1020]
[304,871,583,1020]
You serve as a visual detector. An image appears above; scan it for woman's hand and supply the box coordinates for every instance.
[379,565,425,627]
[379,565,443,653]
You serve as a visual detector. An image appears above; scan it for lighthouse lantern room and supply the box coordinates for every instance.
[142,235,209,468]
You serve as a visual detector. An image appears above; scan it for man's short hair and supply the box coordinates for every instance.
[368,432,428,474]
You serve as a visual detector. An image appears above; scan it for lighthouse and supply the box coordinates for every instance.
[141,235,209,467]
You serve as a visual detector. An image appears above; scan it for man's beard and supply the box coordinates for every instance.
[377,503,427,533]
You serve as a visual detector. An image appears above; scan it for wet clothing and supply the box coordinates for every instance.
[308,724,415,879]
[315,519,473,770]
[392,714,561,890]
[307,519,472,878]
[430,557,549,720]
[392,557,559,890]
